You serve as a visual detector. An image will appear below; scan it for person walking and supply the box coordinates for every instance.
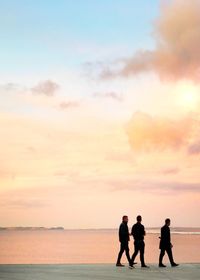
[116,215,133,268]
[131,215,149,268]
[159,218,179,267]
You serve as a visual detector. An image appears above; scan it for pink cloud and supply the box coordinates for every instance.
[101,0,200,83]
[31,80,59,96]
[126,112,199,152]
[93,91,123,102]
[161,167,180,175]
[110,179,200,195]
[188,142,200,155]
[59,101,79,110]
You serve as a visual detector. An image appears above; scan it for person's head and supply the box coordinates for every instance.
[122,215,128,223]
[137,215,142,223]
[165,218,171,226]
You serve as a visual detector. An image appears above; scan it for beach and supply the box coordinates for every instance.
[0,264,200,280]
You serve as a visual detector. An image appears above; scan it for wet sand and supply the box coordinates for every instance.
[0,264,199,280]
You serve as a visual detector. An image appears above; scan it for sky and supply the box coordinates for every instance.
[0,0,200,229]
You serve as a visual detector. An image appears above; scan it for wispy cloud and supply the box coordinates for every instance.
[31,80,59,96]
[0,197,49,209]
[188,142,200,155]
[0,168,15,180]
[0,83,27,96]
[27,146,37,153]
[59,101,79,110]
[83,61,115,80]
[93,91,123,102]
[1,80,60,97]
[111,179,200,194]
[161,167,180,175]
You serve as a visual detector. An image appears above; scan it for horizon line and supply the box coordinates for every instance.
[1,226,200,230]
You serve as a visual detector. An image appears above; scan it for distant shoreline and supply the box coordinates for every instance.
[0,227,200,234]
[0,227,65,231]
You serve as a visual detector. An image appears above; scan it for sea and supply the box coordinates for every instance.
[0,228,199,264]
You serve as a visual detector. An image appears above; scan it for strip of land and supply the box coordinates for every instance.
[0,264,199,280]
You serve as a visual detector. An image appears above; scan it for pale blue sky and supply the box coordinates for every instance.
[0,0,159,76]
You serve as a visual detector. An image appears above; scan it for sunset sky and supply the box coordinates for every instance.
[0,0,200,228]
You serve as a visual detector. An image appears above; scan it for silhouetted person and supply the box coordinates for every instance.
[116,215,133,268]
[159,218,179,267]
[131,215,149,268]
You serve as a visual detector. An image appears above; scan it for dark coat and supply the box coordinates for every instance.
[131,222,145,241]
[119,222,130,243]
[159,225,171,249]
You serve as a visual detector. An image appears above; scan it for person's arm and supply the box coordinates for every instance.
[131,225,133,236]
[169,228,173,247]
[119,224,122,242]
[162,226,171,245]
[160,226,164,240]
[131,225,135,238]
[143,225,146,236]
[119,224,126,242]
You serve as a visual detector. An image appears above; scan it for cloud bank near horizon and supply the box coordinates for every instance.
[126,111,200,153]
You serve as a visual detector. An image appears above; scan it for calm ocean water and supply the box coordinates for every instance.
[0,228,199,264]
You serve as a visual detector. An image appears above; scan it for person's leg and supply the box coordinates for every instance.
[116,243,125,265]
[124,242,132,265]
[166,247,175,265]
[159,249,165,266]
[140,241,145,266]
[132,241,139,263]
